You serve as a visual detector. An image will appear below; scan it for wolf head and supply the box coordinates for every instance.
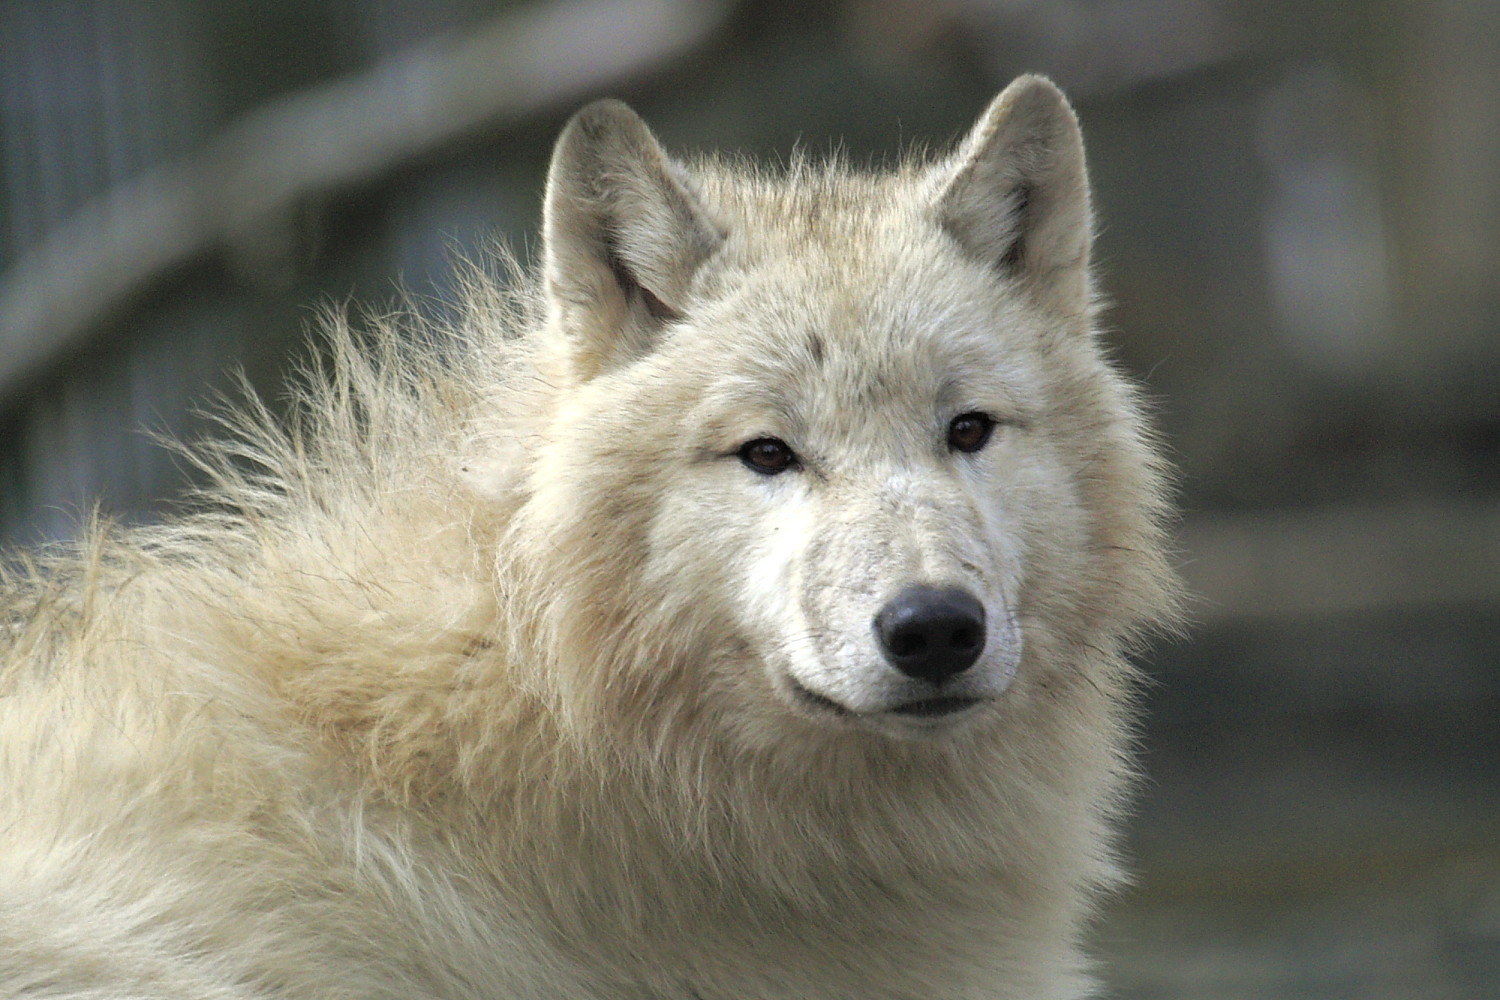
[510,77,1168,748]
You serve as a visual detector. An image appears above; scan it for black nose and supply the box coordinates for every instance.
[873,586,987,684]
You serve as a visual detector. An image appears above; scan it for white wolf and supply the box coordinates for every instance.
[0,76,1177,998]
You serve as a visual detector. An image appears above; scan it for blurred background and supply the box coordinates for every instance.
[1,0,1497,995]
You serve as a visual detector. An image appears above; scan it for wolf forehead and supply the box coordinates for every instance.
[624,259,1042,452]
[667,305,1040,448]
[685,162,939,254]
[628,185,1047,451]
[543,80,1091,414]
[656,163,1036,328]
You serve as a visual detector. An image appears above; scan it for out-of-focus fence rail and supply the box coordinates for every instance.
[0,0,727,399]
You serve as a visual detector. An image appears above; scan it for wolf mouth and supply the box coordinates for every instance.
[786,676,853,717]
[888,696,981,718]
[786,677,982,720]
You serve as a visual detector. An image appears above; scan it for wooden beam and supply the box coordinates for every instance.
[0,0,729,397]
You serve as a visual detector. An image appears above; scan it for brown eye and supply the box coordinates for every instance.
[739,438,797,475]
[947,412,995,453]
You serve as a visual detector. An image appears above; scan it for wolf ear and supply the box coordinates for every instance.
[542,99,722,379]
[934,76,1092,313]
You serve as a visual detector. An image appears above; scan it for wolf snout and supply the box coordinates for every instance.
[874,586,987,684]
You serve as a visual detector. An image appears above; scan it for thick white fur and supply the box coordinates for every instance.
[0,77,1177,999]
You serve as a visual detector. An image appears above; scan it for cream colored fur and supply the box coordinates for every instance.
[0,76,1178,999]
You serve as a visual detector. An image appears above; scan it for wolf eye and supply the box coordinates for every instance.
[947,412,995,453]
[738,437,797,475]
